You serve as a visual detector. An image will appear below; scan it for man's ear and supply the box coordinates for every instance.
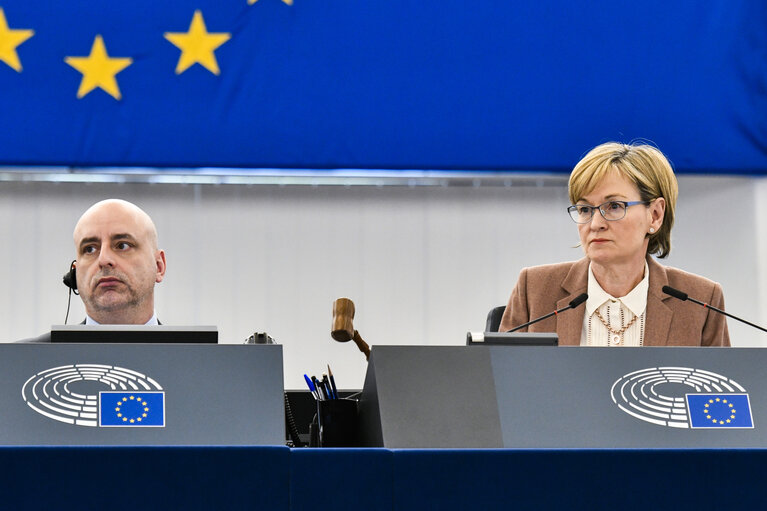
[155,250,167,283]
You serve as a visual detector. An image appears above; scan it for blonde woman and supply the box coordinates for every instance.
[499,142,729,346]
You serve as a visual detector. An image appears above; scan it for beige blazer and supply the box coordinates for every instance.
[499,256,730,346]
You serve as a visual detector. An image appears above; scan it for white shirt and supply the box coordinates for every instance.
[85,312,159,326]
[580,263,648,346]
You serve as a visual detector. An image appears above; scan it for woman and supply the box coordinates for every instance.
[498,142,730,346]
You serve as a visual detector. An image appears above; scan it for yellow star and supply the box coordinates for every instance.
[164,11,230,75]
[248,0,293,5]
[65,35,132,100]
[0,8,34,72]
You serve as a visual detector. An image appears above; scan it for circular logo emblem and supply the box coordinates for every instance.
[22,364,163,427]
[611,367,753,429]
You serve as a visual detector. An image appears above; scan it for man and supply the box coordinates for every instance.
[21,199,166,341]
[72,199,166,325]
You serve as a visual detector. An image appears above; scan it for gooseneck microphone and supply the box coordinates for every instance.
[662,285,767,334]
[505,293,588,333]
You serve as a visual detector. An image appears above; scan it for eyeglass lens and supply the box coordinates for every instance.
[569,201,626,222]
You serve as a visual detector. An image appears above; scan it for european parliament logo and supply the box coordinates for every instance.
[100,392,165,427]
[610,367,754,429]
[686,394,753,429]
[22,364,165,428]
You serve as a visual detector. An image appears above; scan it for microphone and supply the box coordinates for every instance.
[505,293,588,333]
[331,297,371,359]
[662,285,767,334]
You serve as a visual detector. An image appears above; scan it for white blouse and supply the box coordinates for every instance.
[580,262,648,346]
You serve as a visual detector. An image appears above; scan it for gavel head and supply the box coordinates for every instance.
[331,297,355,342]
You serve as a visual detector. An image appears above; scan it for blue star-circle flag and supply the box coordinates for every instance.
[99,392,165,427]
[686,394,753,429]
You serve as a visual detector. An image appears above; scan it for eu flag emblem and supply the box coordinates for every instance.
[99,392,165,427]
[686,394,753,429]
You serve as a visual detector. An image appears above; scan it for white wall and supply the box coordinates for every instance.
[1,175,764,389]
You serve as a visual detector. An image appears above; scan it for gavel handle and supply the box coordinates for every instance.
[353,330,370,360]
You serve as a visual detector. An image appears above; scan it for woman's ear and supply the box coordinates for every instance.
[649,197,666,231]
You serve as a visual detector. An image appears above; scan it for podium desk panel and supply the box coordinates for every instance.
[391,448,767,510]
[359,346,767,448]
[358,346,503,448]
[0,344,284,446]
[290,448,393,511]
[0,446,290,510]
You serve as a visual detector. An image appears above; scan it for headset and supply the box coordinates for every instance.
[63,260,78,292]
[62,260,78,324]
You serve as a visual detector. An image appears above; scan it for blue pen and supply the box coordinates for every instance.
[304,374,318,400]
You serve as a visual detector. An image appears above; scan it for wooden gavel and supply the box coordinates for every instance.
[331,297,370,360]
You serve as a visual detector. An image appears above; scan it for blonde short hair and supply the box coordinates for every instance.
[568,142,678,258]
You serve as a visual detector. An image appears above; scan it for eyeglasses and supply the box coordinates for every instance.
[567,200,650,224]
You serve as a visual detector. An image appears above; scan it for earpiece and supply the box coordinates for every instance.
[63,260,78,292]
[63,260,78,324]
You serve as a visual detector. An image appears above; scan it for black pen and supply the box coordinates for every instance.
[321,374,332,400]
[327,365,339,399]
[311,376,325,400]
[317,376,329,400]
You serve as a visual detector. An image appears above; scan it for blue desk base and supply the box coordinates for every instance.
[1,447,764,510]
[0,446,289,510]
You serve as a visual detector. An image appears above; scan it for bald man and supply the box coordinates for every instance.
[73,199,166,325]
[20,200,166,342]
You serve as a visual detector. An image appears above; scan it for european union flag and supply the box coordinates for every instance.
[99,392,165,427]
[2,1,767,172]
[686,394,753,429]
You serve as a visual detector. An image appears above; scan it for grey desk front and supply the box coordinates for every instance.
[358,345,767,448]
[0,343,284,445]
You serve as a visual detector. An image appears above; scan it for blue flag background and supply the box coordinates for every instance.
[687,394,753,429]
[99,392,165,427]
[0,0,765,173]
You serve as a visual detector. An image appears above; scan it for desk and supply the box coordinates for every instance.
[1,447,764,510]
[0,446,289,510]
[388,448,767,510]
[292,448,767,510]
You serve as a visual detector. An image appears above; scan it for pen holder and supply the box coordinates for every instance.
[314,398,358,447]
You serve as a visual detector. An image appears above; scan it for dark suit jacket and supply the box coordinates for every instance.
[499,256,730,346]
